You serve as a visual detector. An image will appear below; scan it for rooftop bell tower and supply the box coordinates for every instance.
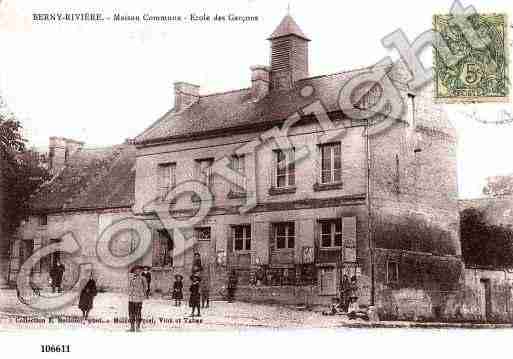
[268,14,310,91]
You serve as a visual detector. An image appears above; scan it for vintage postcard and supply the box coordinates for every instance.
[433,13,509,103]
[1,0,513,356]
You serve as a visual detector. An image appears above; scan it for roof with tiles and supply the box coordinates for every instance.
[268,14,310,40]
[30,144,136,213]
[135,62,454,145]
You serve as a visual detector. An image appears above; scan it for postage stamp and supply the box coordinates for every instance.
[433,13,509,103]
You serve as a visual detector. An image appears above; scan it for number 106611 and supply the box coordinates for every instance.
[41,345,70,353]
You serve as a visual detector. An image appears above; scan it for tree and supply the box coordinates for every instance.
[483,174,513,197]
[460,208,513,268]
[0,98,25,156]
[1,98,50,234]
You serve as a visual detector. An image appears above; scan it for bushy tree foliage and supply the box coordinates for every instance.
[460,208,513,268]
[1,98,50,234]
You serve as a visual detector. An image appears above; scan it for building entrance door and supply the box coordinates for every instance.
[480,278,491,321]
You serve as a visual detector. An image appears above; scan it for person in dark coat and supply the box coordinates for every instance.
[79,273,97,322]
[172,274,184,306]
[227,270,238,303]
[189,274,201,317]
[192,252,203,274]
[50,259,65,293]
[201,276,210,308]
[340,275,351,312]
[141,266,152,298]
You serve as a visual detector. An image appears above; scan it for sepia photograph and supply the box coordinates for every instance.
[0,0,513,357]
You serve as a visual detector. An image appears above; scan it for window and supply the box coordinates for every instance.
[194,227,211,241]
[229,155,246,193]
[274,222,295,249]
[153,229,173,267]
[319,219,343,248]
[195,158,214,188]
[38,215,48,226]
[157,163,176,200]
[387,260,399,283]
[232,225,251,251]
[320,143,341,184]
[274,149,295,188]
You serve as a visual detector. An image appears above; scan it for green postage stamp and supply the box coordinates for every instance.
[433,13,509,103]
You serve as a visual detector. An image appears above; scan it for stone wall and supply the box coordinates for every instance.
[0,152,8,287]
[375,267,513,322]
[13,209,137,291]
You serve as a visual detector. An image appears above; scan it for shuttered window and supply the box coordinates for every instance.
[157,163,176,200]
[320,143,341,184]
[319,219,342,248]
[274,149,295,188]
[232,225,251,251]
[229,155,246,193]
[274,222,295,249]
[195,158,214,189]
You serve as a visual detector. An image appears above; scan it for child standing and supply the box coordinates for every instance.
[189,275,201,317]
[172,274,183,307]
[201,277,210,308]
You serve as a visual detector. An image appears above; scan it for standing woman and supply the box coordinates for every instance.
[172,274,184,306]
[79,272,98,323]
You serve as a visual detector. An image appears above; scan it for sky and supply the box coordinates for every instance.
[0,0,512,199]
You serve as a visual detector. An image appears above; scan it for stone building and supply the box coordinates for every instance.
[132,14,461,307]
[8,139,136,290]
[0,150,8,287]
[457,196,513,322]
[12,15,464,315]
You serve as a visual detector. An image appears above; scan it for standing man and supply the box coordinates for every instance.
[128,266,147,332]
[50,259,65,293]
[141,266,152,298]
[192,252,203,275]
[227,270,238,303]
[340,275,351,312]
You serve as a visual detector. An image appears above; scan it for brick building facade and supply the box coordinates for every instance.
[12,15,468,316]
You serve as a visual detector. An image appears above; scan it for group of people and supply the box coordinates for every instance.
[72,252,240,332]
[171,253,209,316]
[323,274,369,320]
[126,252,210,331]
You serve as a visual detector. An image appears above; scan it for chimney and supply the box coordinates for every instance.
[250,65,270,100]
[49,137,84,174]
[174,82,200,112]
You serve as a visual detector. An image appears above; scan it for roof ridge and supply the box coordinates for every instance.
[297,64,390,82]
[78,144,128,151]
[200,87,250,99]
